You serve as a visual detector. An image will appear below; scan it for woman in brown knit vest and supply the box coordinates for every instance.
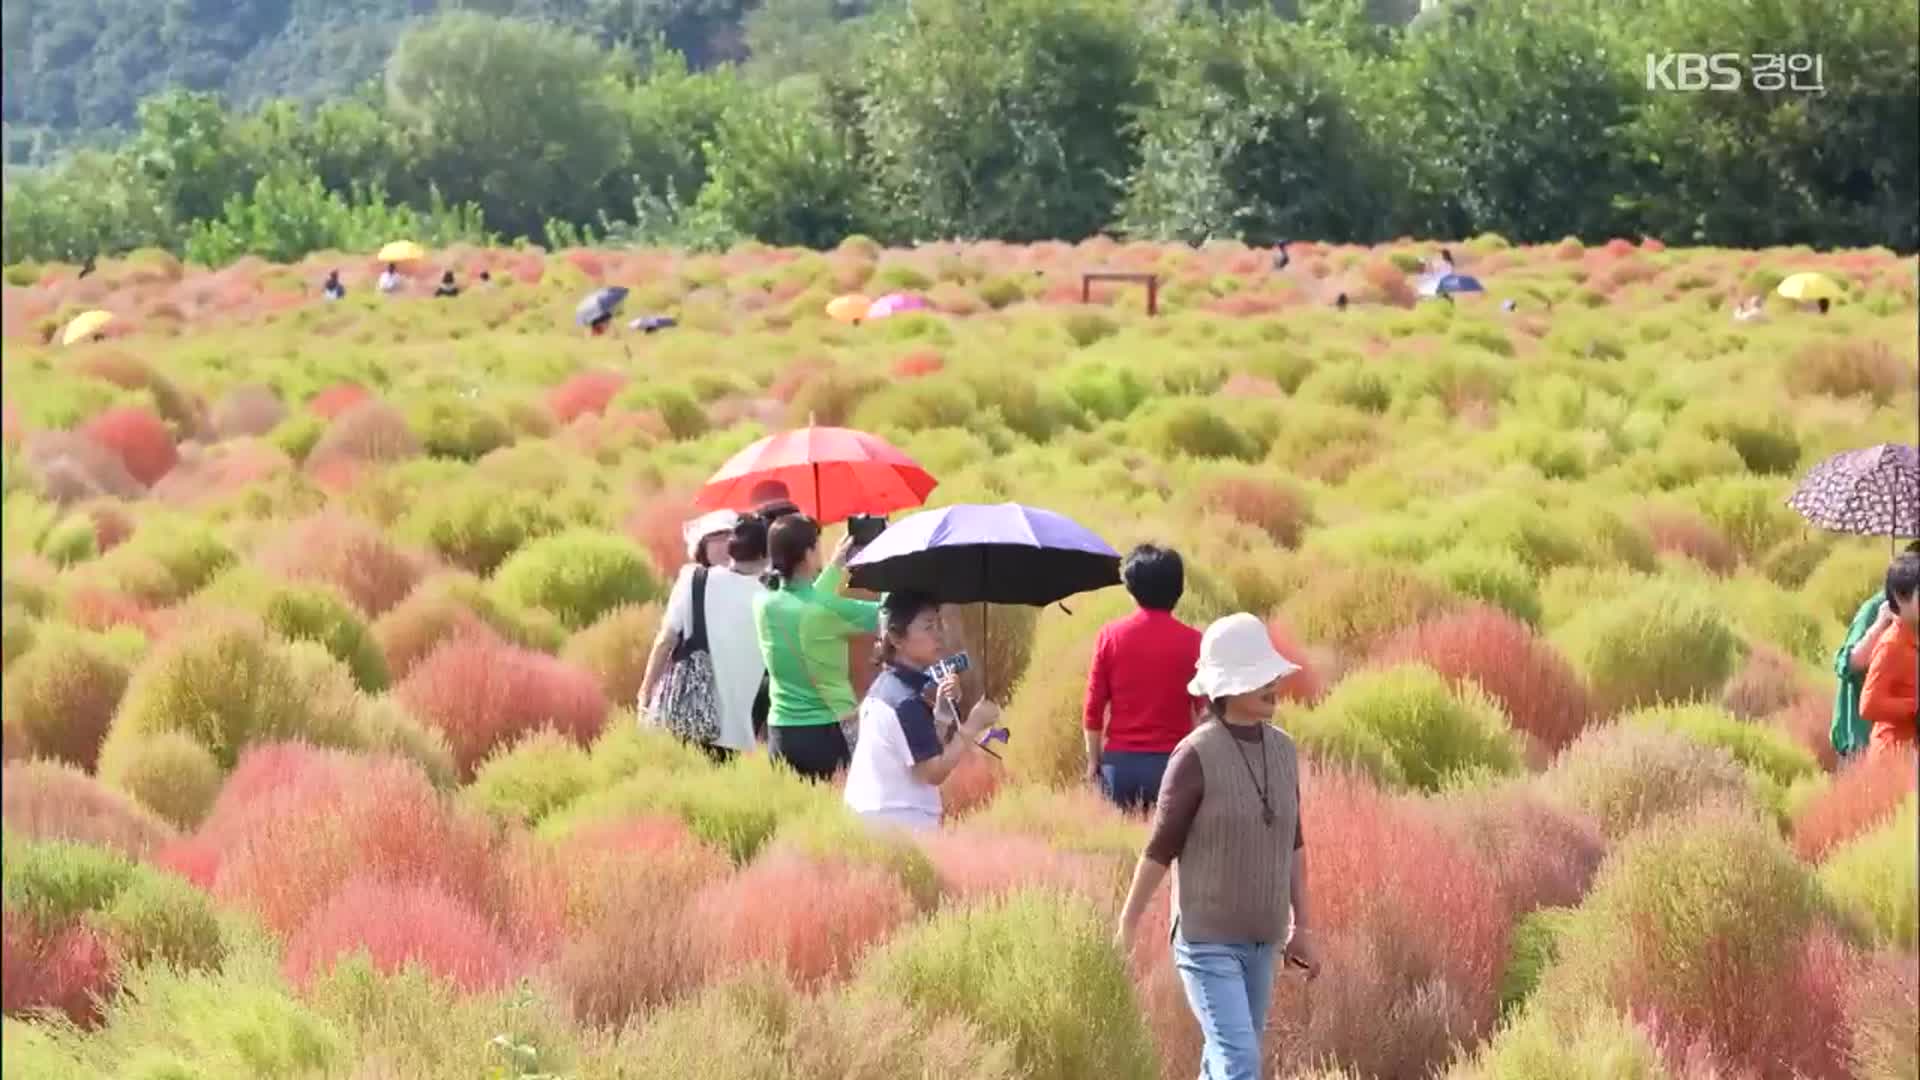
[1116,612,1319,1080]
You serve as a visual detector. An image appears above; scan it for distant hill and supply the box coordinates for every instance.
[0,0,757,160]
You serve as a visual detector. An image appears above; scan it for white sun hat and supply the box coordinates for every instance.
[682,509,741,560]
[1187,613,1302,700]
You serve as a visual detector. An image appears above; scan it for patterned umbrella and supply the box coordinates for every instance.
[1786,443,1920,538]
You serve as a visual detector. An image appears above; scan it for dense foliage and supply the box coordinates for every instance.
[2,234,1914,1074]
[5,0,1917,265]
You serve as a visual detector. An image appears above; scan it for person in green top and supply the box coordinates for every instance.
[754,513,882,780]
[1832,541,1920,758]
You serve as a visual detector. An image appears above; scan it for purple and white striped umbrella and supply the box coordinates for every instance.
[1785,443,1920,537]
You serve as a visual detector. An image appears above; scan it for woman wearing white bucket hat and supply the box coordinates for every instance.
[640,510,769,762]
[1115,612,1319,1080]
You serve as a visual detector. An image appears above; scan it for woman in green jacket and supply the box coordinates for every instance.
[754,514,881,780]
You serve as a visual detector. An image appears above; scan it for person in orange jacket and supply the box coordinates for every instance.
[1861,553,1920,755]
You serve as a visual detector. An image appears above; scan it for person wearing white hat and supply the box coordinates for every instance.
[640,511,768,762]
[1114,612,1319,1080]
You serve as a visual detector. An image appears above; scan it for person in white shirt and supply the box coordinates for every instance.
[844,590,1000,832]
[377,263,401,295]
[640,511,769,762]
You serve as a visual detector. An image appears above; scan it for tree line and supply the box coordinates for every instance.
[3,0,1915,267]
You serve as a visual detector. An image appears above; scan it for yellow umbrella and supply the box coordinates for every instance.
[60,310,114,346]
[377,240,427,264]
[1776,271,1843,302]
[826,294,872,324]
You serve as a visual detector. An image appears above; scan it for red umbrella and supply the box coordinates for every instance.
[694,426,937,525]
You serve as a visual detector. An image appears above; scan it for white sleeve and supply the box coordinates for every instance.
[663,567,695,636]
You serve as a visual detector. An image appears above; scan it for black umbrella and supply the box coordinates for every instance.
[575,286,629,327]
[846,503,1121,606]
[1787,443,1920,540]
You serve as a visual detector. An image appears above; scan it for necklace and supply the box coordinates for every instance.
[1229,726,1276,828]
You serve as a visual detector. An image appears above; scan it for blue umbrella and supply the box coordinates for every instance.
[575,286,629,326]
[847,503,1120,607]
[1417,273,1484,298]
[630,314,677,334]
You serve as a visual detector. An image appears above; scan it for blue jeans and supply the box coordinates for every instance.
[1101,750,1171,811]
[1173,928,1275,1080]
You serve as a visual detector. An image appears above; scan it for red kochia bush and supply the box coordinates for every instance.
[396,636,609,779]
[1435,784,1606,915]
[1266,616,1328,705]
[1640,508,1737,575]
[624,489,699,579]
[1,760,177,859]
[79,407,178,486]
[1768,692,1839,773]
[282,878,520,993]
[1,910,118,1026]
[1792,750,1917,860]
[255,512,428,617]
[1721,645,1815,723]
[547,372,627,424]
[1372,604,1592,756]
[1264,764,1510,1078]
[173,745,509,940]
[690,851,915,988]
[1198,474,1311,547]
[309,383,372,420]
[891,349,945,378]
[915,828,1122,906]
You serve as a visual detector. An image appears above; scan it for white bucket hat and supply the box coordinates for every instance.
[682,509,741,560]
[1187,613,1302,700]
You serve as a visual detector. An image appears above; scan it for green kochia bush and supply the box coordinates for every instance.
[1448,1002,1669,1080]
[489,529,660,631]
[200,569,389,692]
[465,729,596,826]
[2,834,225,975]
[1818,797,1917,949]
[855,889,1157,1080]
[542,753,832,864]
[1539,723,1756,841]
[1621,703,1818,792]
[1539,807,1844,1079]
[1288,666,1524,792]
[398,482,568,574]
[100,615,364,778]
[1553,582,1742,716]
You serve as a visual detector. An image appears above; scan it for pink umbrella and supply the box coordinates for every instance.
[867,293,930,319]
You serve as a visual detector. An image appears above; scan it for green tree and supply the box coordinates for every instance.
[385,13,630,239]
[1120,12,1389,245]
[857,0,1148,242]
[694,83,869,248]
[1605,0,1919,248]
[1394,0,1640,242]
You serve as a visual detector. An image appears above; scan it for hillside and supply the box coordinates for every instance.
[0,0,761,157]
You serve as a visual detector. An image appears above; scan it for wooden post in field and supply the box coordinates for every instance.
[1081,270,1161,316]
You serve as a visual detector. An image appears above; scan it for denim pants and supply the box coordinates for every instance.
[1101,750,1172,811]
[1173,927,1275,1080]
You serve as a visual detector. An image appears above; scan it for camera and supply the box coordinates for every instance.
[929,651,971,681]
[847,514,888,546]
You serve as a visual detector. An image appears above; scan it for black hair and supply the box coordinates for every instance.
[763,513,821,590]
[1122,544,1184,612]
[728,516,769,564]
[441,270,455,283]
[692,539,717,568]
[1904,540,1920,556]
[876,590,940,666]
[1886,554,1920,614]
[1439,248,1454,263]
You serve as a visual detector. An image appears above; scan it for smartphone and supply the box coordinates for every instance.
[847,514,887,546]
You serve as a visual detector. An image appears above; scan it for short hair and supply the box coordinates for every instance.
[728,516,769,564]
[1886,554,1920,613]
[1122,544,1184,611]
